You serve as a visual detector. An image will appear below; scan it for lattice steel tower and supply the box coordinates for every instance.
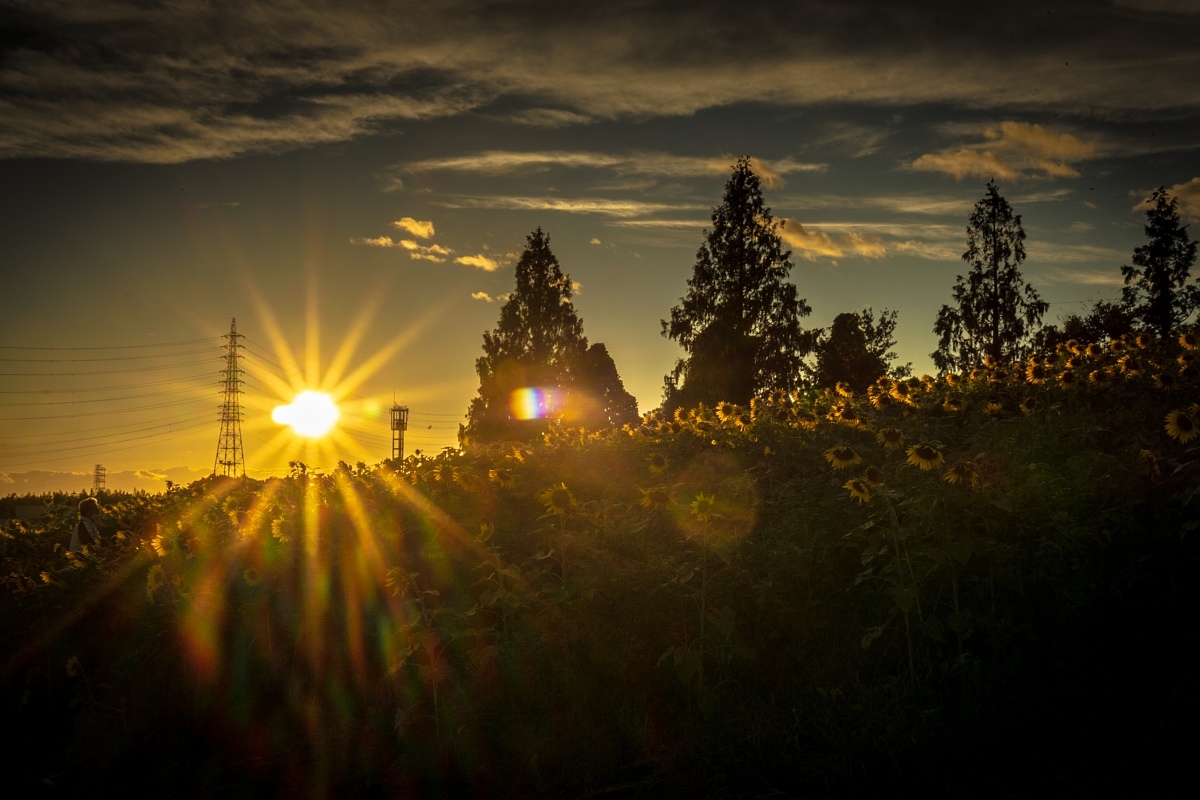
[213,318,246,477]
[91,464,106,494]
[391,403,409,460]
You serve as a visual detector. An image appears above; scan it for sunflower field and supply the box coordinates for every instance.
[3,333,1198,797]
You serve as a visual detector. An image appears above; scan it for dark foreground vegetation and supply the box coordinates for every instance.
[3,338,1198,797]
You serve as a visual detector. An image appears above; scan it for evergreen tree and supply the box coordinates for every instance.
[661,156,812,410]
[463,228,587,442]
[932,180,1048,372]
[812,308,910,393]
[568,343,640,430]
[1120,187,1199,341]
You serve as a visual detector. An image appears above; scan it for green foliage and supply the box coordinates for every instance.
[3,336,1198,795]
[1121,186,1199,341]
[662,157,813,410]
[933,181,1049,372]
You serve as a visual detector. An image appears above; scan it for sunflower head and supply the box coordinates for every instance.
[984,402,1004,419]
[1085,342,1104,358]
[861,465,884,487]
[983,354,998,369]
[647,452,669,474]
[944,372,961,386]
[1136,333,1154,350]
[906,443,945,471]
[715,401,738,422]
[736,412,754,431]
[843,478,871,504]
[1088,368,1112,386]
[824,445,862,470]
[639,485,671,510]
[1025,362,1048,384]
[1165,409,1198,443]
[489,467,515,489]
[835,382,854,398]
[795,409,820,431]
[539,483,576,515]
[1180,331,1199,351]
[674,407,692,423]
[834,404,861,425]
[1154,372,1178,390]
[875,426,905,450]
[1119,355,1143,375]
[1019,396,1037,415]
[1058,369,1078,389]
[944,462,980,487]
[944,393,965,412]
[1110,337,1127,353]
[690,492,716,522]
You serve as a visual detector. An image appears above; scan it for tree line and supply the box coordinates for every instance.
[462,157,1198,443]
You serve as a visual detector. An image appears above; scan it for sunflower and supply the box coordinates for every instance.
[433,463,457,483]
[674,407,692,422]
[984,402,1004,419]
[769,388,789,406]
[1019,396,1037,415]
[861,465,884,487]
[1083,342,1103,358]
[1088,368,1112,386]
[834,404,861,426]
[944,393,965,412]
[1181,331,1199,350]
[983,354,998,369]
[639,486,671,510]
[1025,361,1048,384]
[1064,339,1081,356]
[906,443,945,471]
[1140,449,1163,480]
[875,426,905,450]
[944,372,962,386]
[944,462,980,487]
[890,381,912,403]
[1136,333,1154,349]
[824,445,862,470]
[690,493,716,522]
[648,452,669,474]
[1058,369,1078,389]
[1154,372,1178,390]
[795,409,820,431]
[843,478,871,504]
[1165,409,1198,443]
[539,483,576,515]
[736,412,754,430]
[1119,355,1143,375]
[1179,352,1196,367]
[1065,355,1083,370]
[489,467,515,489]
[835,382,855,398]
[1109,337,1127,353]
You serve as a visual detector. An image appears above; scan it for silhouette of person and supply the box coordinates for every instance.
[70,497,101,551]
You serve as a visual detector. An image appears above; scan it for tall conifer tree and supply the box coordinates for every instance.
[1121,187,1199,341]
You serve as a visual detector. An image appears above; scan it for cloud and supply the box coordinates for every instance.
[456,254,501,271]
[2,5,1198,163]
[777,219,887,261]
[352,235,453,261]
[471,291,494,302]
[401,150,825,182]
[392,217,435,238]
[589,237,602,245]
[437,195,702,218]
[350,235,401,247]
[0,472,12,484]
[1038,269,1125,286]
[912,122,1098,181]
[1134,177,1200,222]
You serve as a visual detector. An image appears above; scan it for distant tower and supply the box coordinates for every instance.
[390,403,409,460]
[213,318,246,477]
[91,464,106,494]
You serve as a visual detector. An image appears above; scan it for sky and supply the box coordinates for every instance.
[2,0,1199,494]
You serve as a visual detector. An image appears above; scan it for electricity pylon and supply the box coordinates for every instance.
[391,402,409,460]
[91,464,105,494]
[213,318,246,477]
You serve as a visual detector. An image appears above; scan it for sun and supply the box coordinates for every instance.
[272,390,340,438]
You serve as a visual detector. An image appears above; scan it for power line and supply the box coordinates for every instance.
[0,396,216,422]
[0,357,222,377]
[0,347,220,363]
[0,337,220,351]
[0,420,215,469]
[0,385,212,407]
[0,419,213,461]
[0,372,218,394]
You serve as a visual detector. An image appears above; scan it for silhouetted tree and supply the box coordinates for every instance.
[1120,187,1199,341]
[932,181,1048,372]
[812,308,911,393]
[568,343,639,430]
[463,228,587,442]
[662,157,813,410]
[1031,299,1135,353]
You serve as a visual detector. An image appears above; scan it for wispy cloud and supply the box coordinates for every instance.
[392,217,435,238]
[456,254,501,271]
[1133,176,1200,222]
[350,235,453,262]
[436,194,703,218]
[471,291,494,302]
[912,122,1098,181]
[778,219,887,261]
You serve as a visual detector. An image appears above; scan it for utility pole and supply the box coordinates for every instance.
[91,464,105,494]
[390,402,409,461]
[213,318,246,477]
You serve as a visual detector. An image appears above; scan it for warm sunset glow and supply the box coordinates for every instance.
[272,390,340,438]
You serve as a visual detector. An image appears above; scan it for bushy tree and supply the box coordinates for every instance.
[1120,187,1199,341]
[932,181,1048,372]
[464,228,587,442]
[812,308,911,393]
[1031,299,1135,353]
[568,343,640,430]
[662,157,812,410]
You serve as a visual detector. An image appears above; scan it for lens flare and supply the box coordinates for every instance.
[272,390,340,438]
[511,387,564,420]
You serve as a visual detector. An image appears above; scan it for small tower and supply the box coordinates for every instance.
[213,318,246,477]
[390,403,409,460]
[91,464,106,494]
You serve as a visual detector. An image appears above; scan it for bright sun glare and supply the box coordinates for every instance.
[272,390,340,438]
